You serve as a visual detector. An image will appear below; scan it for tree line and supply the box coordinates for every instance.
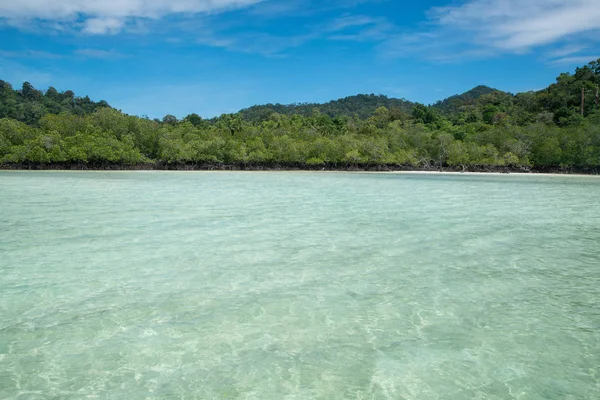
[1,60,599,172]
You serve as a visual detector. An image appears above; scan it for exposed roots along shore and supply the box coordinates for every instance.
[1,162,598,175]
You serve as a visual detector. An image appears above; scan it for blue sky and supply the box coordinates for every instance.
[1,0,599,118]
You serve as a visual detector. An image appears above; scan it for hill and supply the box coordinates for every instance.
[237,86,504,123]
[1,59,599,172]
[0,80,111,125]
[238,94,416,122]
[432,85,501,114]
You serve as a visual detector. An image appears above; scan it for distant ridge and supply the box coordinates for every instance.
[1,78,505,124]
[237,86,509,122]
[431,85,502,114]
[1,59,600,172]
[237,94,416,122]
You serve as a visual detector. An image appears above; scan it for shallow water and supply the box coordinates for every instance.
[1,171,599,399]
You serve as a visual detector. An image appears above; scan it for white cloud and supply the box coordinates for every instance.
[325,15,378,32]
[430,0,600,51]
[196,36,236,49]
[0,0,264,34]
[197,31,317,56]
[323,14,394,42]
[547,45,588,59]
[379,0,600,62]
[549,55,600,66]
[193,13,393,56]
[75,48,126,59]
[82,17,125,34]
[0,49,63,59]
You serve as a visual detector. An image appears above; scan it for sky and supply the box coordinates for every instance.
[0,0,599,119]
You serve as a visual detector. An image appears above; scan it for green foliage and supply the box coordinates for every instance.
[238,94,415,123]
[0,81,111,125]
[1,59,600,171]
[432,85,498,115]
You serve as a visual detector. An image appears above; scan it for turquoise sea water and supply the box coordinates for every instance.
[0,171,599,399]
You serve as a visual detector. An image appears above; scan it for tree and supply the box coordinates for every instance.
[1,60,600,172]
[162,115,178,125]
[412,104,437,125]
[21,82,42,101]
[46,86,59,100]
[184,113,204,127]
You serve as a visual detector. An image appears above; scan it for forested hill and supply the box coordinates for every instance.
[236,85,500,123]
[238,94,415,122]
[0,80,110,125]
[431,85,500,114]
[0,59,599,173]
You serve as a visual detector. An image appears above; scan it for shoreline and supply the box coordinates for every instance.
[1,163,598,176]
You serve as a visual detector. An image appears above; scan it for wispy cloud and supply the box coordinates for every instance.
[0,0,395,59]
[549,56,600,66]
[0,0,264,34]
[74,48,127,59]
[82,17,126,35]
[194,12,394,56]
[430,0,600,51]
[379,0,600,62]
[247,0,387,19]
[196,36,236,49]
[7,0,595,65]
[0,49,63,59]
[325,15,378,32]
[247,0,310,17]
[322,14,396,43]
[197,31,317,56]
[544,45,599,66]
[0,48,127,60]
[547,45,588,59]
[378,32,497,63]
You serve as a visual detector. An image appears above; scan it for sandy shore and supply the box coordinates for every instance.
[1,168,598,178]
[1,161,598,176]
[367,170,599,177]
